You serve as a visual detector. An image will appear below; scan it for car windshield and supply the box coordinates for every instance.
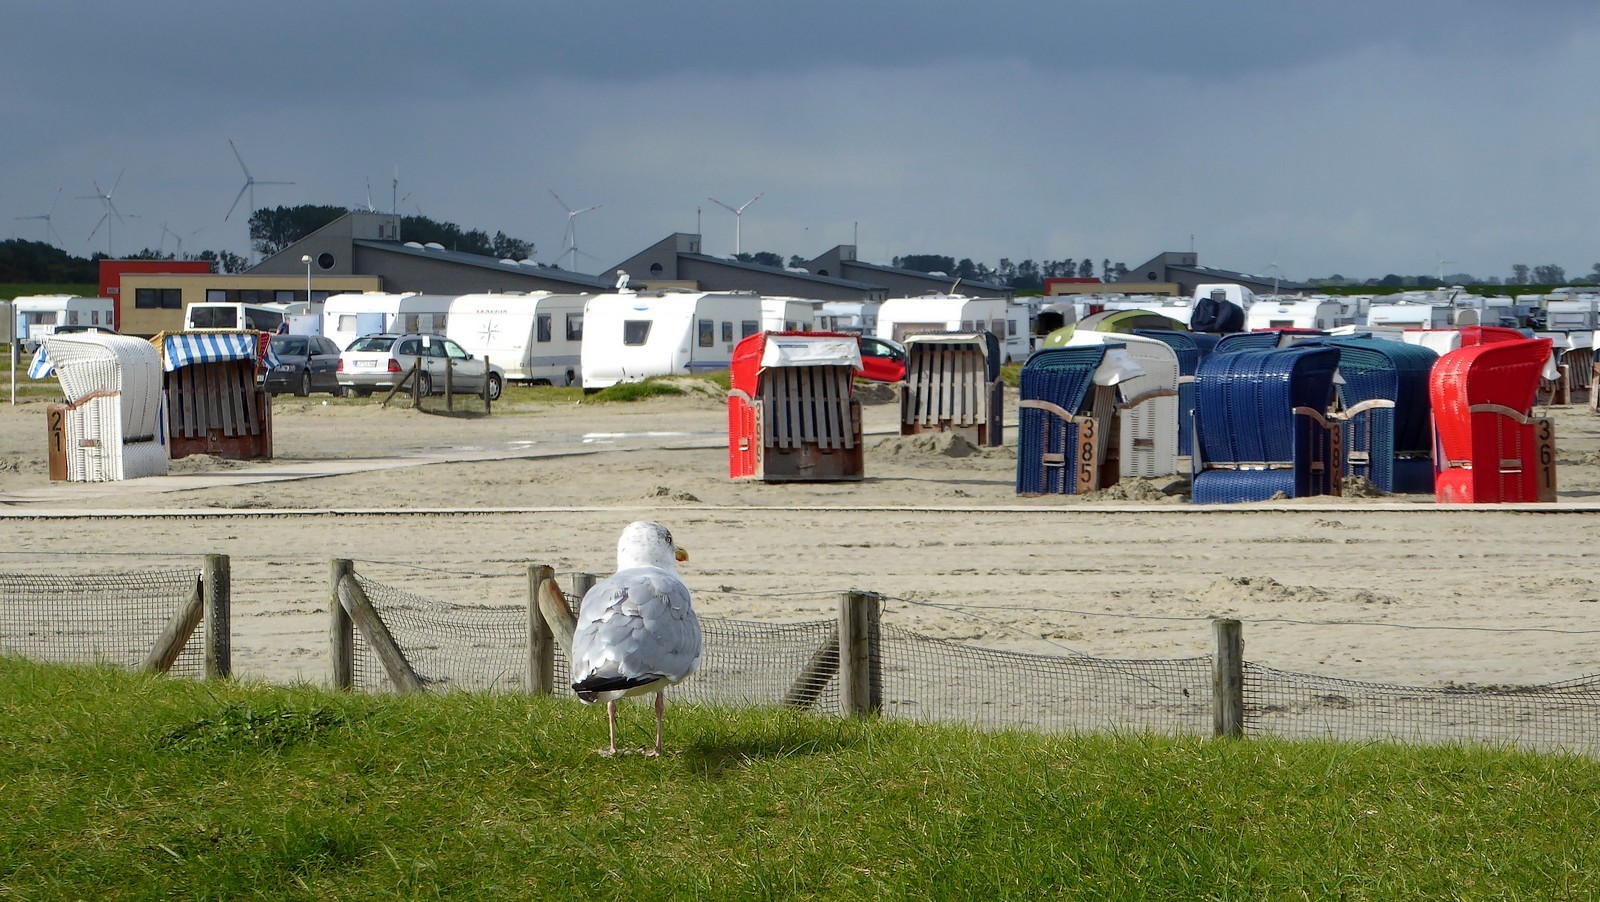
[272,337,308,356]
[349,336,395,352]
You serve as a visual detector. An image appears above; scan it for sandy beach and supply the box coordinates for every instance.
[3,382,1599,692]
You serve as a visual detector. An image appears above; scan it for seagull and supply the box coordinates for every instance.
[571,521,701,756]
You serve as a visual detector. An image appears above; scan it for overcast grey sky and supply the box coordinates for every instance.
[4,1,1598,283]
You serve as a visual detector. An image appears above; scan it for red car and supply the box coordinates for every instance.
[857,335,908,383]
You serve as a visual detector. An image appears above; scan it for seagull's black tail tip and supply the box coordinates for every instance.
[572,673,659,704]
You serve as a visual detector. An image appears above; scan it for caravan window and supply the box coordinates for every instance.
[338,314,359,332]
[741,320,759,338]
[245,308,283,332]
[698,319,714,348]
[566,313,583,341]
[537,314,552,343]
[190,306,238,328]
[623,321,651,346]
[722,322,733,342]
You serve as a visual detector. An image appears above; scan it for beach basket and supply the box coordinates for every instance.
[727,331,863,482]
[38,332,169,482]
[1430,338,1555,504]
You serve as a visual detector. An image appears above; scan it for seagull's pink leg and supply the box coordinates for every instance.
[649,691,666,757]
[603,699,619,756]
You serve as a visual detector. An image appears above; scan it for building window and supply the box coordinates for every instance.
[537,314,552,342]
[206,289,227,303]
[275,290,296,304]
[134,288,183,309]
[721,321,733,342]
[697,319,714,348]
[318,253,335,269]
[623,321,651,346]
[649,263,664,275]
[566,313,583,341]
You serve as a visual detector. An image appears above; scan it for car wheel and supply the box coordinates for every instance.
[413,372,432,397]
[295,370,311,397]
[486,373,503,401]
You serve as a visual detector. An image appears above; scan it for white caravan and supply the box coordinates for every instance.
[875,294,1029,361]
[1366,301,1458,330]
[580,290,764,390]
[760,297,817,333]
[816,300,881,334]
[182,301,289,333]
[1244,297,1352,331]
[321,292,454,350]
[12,295,116,350]
[447,292,590,386]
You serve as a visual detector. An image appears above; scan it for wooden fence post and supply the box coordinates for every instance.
[337,570,424,693]
[572,572,596,601]
[142,580,205,675]
[201,553,231,679]
[839,591,882,718]
[484,355,492,413]
[528,564,555,695]
[1213,618,1244,739]
[330,558,354,691]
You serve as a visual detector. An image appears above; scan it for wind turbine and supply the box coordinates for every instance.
[1263,261,1285,296]
[79,170,131,256]
[550,189,600,271]
[707,192,763,256]
[224,139,294,222]
[15,187,63,246]
[160,223,203,257]
[1436,252,1454,284]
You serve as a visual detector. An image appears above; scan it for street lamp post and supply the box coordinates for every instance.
[300,254,313,316]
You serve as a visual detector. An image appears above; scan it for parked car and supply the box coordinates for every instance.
[263,334,343,396]
[857,335,908,383]
[336,333,505,400]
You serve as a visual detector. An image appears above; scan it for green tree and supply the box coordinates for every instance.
[0,239,97,283]
[1077,259,1094,278]
[893,254,957,274]
[1510,264,1530,285]
[196,249,248,274]
[248,205,349,257]
[491,232,533,260]
[1531,264,1565,285]
[400,215,493,255]
[734,251,785,267]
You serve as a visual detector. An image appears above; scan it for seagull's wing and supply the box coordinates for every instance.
[571,566,700,698]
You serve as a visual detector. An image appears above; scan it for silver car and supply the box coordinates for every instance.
[336,333,505,400]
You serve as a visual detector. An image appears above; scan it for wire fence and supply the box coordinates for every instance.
[0,566,206,677]
[8,556,1600,756]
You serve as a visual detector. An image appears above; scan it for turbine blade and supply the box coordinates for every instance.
[225,182,249,221]
[108,168,125,196]
[229,139,251,177]
[88,211,108,241]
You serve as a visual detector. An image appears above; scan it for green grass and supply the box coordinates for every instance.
[4,657,1599,899]
[0,283,98,300]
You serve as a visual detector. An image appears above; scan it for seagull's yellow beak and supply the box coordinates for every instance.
[675,546,689,563]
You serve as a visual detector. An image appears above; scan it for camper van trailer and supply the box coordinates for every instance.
[580,290,764,390]
[760,297,817,333]
[322,293,453,350]
[816,300,880,335]
[182,301,289,333]
[1244,297,1351,331]
[874,295,1031,361]
[12,295,117,351]
[447,292,589,386]
[1366,302,1456,330]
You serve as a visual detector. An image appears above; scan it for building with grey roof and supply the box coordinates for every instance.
[1118,251,1304,296]
[803,245,1013,300]
[612,233,887,301]
[250,211,612,293]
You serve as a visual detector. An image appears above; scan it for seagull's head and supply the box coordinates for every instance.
[617,520,686,571]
